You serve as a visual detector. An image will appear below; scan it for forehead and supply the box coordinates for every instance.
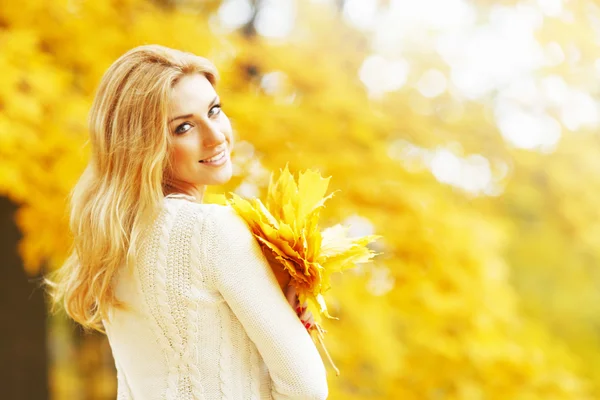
[169,73,216,115]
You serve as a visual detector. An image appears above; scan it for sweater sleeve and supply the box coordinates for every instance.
[200,205,328,400]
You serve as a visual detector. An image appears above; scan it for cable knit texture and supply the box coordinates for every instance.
[102,194,328,400]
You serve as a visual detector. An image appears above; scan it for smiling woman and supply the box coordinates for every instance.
[43,44,328,400]
[165,73,234,201]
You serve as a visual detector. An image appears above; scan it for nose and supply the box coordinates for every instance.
[201,120,227,149]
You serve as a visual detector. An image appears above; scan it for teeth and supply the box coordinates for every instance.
[202,151,225,163]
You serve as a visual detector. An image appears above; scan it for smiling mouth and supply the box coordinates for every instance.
[199,150,226,163]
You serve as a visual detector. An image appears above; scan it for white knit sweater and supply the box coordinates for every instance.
[102,194,328,400]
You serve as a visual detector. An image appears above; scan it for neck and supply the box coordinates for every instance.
[163,183,205,203]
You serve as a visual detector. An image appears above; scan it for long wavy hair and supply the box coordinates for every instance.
[43,45,219,333]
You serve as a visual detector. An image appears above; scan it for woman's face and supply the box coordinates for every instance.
[165,73,233,200]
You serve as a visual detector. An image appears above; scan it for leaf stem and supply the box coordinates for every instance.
[312,323,340,376]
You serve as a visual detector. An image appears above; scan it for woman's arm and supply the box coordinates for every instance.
[200,205,328,400]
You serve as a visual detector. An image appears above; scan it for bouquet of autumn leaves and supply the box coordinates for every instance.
[226,165,380,376]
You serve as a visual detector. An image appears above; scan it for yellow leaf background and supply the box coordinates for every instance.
[2,0,600,398]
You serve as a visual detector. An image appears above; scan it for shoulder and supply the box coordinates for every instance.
[189,203,261,276]
[164,197,233,221]
[163,198,254,245]
[187,202,241,222]
[182,202,250,238]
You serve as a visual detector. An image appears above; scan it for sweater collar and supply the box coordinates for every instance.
[164,193,199,202]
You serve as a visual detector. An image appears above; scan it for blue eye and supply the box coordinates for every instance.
[175,122,192,134]
[209,104,221,117]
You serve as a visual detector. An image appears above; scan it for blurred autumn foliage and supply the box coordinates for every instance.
[2,0,600,399]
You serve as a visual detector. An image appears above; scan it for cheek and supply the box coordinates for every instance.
[171,141,199,170]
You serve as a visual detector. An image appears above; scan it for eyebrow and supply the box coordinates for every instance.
[168,95,220,123]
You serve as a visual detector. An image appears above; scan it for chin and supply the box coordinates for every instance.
[204,165,233,185]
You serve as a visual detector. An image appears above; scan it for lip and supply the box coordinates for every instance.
[199,149,229,166]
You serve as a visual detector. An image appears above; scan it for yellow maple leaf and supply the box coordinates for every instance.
[227,164,381,376]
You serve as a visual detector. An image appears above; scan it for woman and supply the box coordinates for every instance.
[44,44,328,399]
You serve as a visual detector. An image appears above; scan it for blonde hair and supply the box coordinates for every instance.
[43,44,219,333]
